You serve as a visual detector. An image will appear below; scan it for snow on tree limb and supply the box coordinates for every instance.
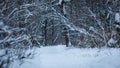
[51,7,93,37]
[115,13,120,22]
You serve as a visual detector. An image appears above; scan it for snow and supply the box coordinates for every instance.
[89,26,97,33]
[58,0,63,5]
[11,45,120,68]
[0,49,6,56]
[115,13,120,22]
[108,38,117,46]
[63,5,67,15]
[21,3,35,9]
[58,0,71,4]
[0,21,4,28]
[64,0,71,2]
[116,24,120,28]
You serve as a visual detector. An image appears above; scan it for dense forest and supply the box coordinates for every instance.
[0,0,120,68]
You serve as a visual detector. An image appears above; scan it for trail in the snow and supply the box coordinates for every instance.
[12,45,120,68]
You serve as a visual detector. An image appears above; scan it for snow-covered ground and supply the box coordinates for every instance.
[13,45,120,68]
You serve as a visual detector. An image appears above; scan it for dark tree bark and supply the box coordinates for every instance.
[44,19,47,46]
[63,28,69,47]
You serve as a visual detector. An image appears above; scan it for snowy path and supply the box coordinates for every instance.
[16,45,120,68]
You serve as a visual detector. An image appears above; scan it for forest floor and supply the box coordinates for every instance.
[13,45,120,68]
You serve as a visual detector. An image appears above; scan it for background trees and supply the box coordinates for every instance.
[0,0,120,48]
[0,0,120,68]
